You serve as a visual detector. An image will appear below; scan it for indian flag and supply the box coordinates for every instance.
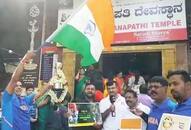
[46,0,114,66]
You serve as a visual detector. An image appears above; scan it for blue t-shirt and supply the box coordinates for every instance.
[29,102,37,119]
[147,98,176,130]
[2,90,13,130]
[172,97,191,116]
[171,97,191,130]
[2,90,35,130]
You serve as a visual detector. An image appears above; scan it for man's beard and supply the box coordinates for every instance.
[126,101,134,108]
[86,93,93,98]
[171,90,184,103]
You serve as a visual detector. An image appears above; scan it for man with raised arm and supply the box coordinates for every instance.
[2,51,52,130]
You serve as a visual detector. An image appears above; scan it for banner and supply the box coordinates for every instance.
[21,51,40,88]
[158,113,191,130]
[113,0,187,43]
[40,44,62,82]
[68,103,102,127]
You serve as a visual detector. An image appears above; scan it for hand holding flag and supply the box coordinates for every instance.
[46,0,114,66]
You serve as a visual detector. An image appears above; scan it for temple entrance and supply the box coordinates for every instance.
[100,52,162,83]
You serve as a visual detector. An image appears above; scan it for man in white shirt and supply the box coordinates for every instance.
[128,71,145,94]
[125,89,150,130]
[99,80,136,130]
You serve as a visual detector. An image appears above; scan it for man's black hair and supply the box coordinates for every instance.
[167,70,190,82]
[26,86,34,90]
[85,81,95,89]
[106,80,116,87]
[148,76,168,87]
[139,84,148,94]
[126,89,137,98]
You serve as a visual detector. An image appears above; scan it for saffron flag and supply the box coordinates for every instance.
[46,0,114,66]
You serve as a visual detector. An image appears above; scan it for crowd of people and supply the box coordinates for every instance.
[1,51,191,130]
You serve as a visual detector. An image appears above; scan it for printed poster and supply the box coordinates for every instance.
[68,102,102,127]
[158,113,191,130]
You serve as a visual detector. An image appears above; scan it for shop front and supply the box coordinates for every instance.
[63,42,188,97]
[61,0,189,97]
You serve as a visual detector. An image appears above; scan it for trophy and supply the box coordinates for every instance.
[28,4,39,51]
[24,5,40,70]
[20,5,40,87]
[48,62,68,104]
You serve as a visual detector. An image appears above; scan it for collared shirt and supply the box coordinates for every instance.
[2,90,35,130]
[128,76,145,94]
[138,94,153,108]
[99,94,137,130]
[147,98,176,130]
[137,102,151,115]
[172,97,191,116]
[136,103,150,130]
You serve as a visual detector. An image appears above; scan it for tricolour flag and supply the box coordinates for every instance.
[46,0,114,66]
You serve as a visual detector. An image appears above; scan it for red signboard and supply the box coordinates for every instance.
[112,0,187,44]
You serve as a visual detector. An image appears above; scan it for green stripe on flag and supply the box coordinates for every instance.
[51,24,97,66]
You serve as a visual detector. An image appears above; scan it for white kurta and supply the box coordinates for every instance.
[99,95,138,130]
[137,103,151,130]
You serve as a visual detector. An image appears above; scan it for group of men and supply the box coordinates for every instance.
[71,70,191,130]
[2,51,191,130]
[147,71,191,130]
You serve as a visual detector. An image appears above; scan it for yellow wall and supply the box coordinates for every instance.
[62,49,77,97]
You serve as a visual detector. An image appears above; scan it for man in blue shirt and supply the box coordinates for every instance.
[26,86,38,130]
[147,76,176,130]
[2,51,36,130]
[167,70,191,116]
[2,51,52,130]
